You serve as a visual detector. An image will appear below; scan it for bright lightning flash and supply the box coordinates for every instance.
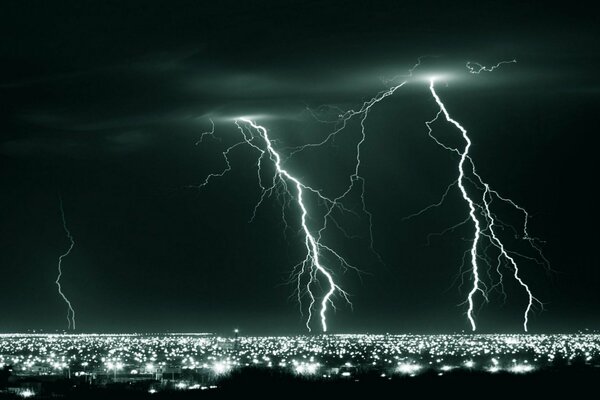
[195,117,359,332]
[239,119,353,332]
[412,65,546,331]
[196,62,425,332]
[428,79,483,331]
[56,198,76,330]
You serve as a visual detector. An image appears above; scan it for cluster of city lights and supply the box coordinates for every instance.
[0,333,598,384]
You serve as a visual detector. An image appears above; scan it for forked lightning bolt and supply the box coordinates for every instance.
[466,59,517,74]
[481,184,540,331]
[195,118,357,332]
[294,58,425,258]
[305,58,545,331]
[428,79,484,331]
[196,62,424,332]
[412,64,546,331]
[56,198,76,330]
[240,119,353,332]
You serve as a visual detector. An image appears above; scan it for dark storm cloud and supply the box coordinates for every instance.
[1,0,596,159]
[0,53,396,157]
[1,128,152,157]
[3,45,593,159]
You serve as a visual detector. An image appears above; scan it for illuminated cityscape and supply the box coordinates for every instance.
[1,333,599,396]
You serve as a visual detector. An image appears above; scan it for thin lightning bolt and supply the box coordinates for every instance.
[481,184,542,331]
[56,198,76,330]
[195,118,218,145]
[239,119,352,332]
[195,118,356,332]
[488,188,553,272]
[466,59,517,74]
[401,180,458,222]
[428,79,483,331]
[295,58,425,259]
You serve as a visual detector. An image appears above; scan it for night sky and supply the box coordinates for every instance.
[0,1,598,334]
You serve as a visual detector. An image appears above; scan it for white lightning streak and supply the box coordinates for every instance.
[195,61,424,331]
[194,140,247,188]
[195,118,218,145]
[419,67,544,331]
[239,119,350,332]
[487,188,552,272]
[482,185,542,331]
[56,198,76,330]
[429,78,483,331]
[466,59,517,74]
[402,180,458,221]
[296,59,425,259]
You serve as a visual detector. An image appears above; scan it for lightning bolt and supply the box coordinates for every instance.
[466,59,517,74]
[196,61,425,332]
[305,58,544,332]
[56,197,76,330]
[294,58,425,258]
[239,119,354,332]
[195,118,218,145]
[481,184,541,331]
[428,79,484,331]
[415,66,545,331]
[194,118,357,332]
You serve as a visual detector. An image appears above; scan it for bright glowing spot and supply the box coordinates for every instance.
[509,364,535,374]
[294,362,320,375]
[396,363,422,375]
[212,361,232,375]
[19,390,35,398]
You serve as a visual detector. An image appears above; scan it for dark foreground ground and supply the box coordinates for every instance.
[1,366,599,399]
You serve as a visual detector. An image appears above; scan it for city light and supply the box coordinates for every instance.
[19,389,35,398]
[0,333,598,393]
[396,363,422,375]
